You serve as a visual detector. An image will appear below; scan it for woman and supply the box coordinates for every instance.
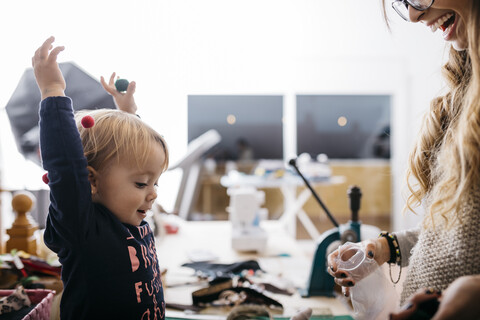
[328,1,480,319]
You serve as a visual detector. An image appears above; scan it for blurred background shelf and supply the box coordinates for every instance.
[191,159,391,239]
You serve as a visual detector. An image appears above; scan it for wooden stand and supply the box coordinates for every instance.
[6,191,38,255]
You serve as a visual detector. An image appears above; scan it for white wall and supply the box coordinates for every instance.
[0,0,449,230]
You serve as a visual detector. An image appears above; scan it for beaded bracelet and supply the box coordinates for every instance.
[379,231,402,284]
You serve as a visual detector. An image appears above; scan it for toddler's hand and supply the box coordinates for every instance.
[32,36,66,100]
[100,72,137,115]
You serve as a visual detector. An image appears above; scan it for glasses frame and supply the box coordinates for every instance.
[391,0,435,21]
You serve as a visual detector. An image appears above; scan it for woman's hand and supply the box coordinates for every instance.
[432,275,480,320]
[389,289,441,320]
[390,275,480,320]
[327,237,390,297]
[100,72,137,115]
[32,36,66,100]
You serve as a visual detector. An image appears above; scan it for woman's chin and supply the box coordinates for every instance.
[452,40,467,51]
[450,19,467,51]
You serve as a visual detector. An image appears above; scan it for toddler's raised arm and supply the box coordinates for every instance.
[34,37,93,248]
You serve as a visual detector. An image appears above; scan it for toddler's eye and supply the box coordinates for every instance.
[135,182,147,188]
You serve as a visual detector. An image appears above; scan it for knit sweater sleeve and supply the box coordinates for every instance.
[393,227,420,268]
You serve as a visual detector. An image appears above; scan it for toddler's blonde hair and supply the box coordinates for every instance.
[75,109,169,173]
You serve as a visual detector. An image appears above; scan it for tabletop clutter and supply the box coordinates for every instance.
[165,259,317,320]
[0,250,60,319]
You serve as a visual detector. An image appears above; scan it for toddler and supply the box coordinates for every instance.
[33,36,169,319]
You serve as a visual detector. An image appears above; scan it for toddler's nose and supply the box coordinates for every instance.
[147,189,157,202]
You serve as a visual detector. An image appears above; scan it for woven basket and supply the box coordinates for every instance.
[0,289,56,320]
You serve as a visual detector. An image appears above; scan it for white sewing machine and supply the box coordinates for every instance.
[226,187,268,252]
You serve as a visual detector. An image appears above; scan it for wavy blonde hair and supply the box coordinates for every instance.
[383,1,480,227]
[75,109,169,173]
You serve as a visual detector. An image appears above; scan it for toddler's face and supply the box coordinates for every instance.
[92,143,166,226]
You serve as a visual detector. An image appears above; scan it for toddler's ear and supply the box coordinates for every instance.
[87,166,98,195]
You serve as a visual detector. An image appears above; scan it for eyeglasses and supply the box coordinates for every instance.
[391,0,435,21]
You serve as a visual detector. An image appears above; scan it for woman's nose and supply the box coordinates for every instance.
[408,5,424,22]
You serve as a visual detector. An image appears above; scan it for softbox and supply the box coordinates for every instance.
[5,62,115,165]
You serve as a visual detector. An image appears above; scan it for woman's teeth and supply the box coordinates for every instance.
[430,13,454,33]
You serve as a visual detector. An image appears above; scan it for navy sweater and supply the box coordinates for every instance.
[40,97,165,319]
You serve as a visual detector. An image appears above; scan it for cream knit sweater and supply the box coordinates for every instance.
[394,192,480,304]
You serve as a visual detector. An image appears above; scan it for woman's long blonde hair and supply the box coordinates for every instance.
[384,1,480,227]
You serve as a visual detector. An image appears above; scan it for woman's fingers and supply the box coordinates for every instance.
[333,269,350,279]
[327,250,339,275]
[364,241,376,259]
[390,289,441,320]
[334,277,355,287]
[342,286,350,298]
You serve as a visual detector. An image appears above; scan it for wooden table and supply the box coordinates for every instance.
[155,220,352,319]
